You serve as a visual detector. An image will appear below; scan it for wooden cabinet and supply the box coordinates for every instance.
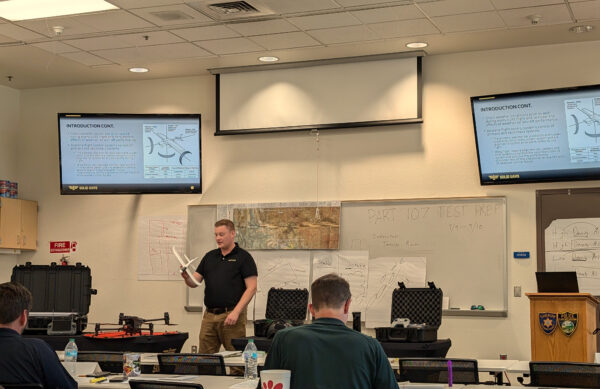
[0,197,37,250]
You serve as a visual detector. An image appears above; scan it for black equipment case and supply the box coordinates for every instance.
[254,288,308,338]
[11,262,96,335]
[375,282,443,343]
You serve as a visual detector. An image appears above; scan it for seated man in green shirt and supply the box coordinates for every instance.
[263,273,397,389]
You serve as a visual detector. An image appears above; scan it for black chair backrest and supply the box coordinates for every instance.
[398,358,479,384]
[129,380,204,389]
[158,353,226,376]
[77,351,124,373]
[530,361,600,388]
[0,384,44,389]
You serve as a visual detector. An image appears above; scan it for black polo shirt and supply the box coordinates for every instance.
[197,243,257,309]
[0,328,77,389]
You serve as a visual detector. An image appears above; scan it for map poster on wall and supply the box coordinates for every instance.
[217,202,341,250]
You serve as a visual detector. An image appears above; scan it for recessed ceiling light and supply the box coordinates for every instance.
[129,67,149,73]
[258,56,279,63]
[0,0,117,21]
[569,25,593,34]
[406,42,428,49]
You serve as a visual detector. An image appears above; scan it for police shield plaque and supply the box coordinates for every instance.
[539,312,557,335]
[558,312,578,336]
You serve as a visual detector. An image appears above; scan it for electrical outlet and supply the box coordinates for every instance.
[514,285,522,297]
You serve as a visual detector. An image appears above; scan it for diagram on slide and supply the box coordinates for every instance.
[142,123,199,179]
[565,98,600,163]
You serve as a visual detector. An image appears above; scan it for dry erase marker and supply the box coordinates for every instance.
[447,360,453,387]
[90,377,107,384]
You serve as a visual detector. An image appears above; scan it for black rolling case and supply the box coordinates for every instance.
[375,282,442,343]
[253,288,308,338]
[11,262,96,335]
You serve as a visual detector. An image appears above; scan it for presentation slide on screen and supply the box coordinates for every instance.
[473,89,600,183]
[59,116,200,190]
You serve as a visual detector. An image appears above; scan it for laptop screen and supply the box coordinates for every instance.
[536,271,579,293]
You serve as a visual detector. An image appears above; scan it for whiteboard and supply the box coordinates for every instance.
[187,197,507,316]
[340,198,507,313]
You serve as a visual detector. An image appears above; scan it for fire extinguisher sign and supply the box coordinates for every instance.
[50,241,77,253]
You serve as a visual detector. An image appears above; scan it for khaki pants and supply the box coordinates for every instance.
[199,308,247,375]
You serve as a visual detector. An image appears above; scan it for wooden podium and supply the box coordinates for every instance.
[527,293,599,362]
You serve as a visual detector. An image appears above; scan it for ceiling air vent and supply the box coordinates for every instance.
[209,1,259,15]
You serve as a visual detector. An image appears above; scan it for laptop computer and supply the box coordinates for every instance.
[535,271,579,293]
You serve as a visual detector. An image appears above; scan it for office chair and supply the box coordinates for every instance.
[77,351,124,373]
[0,384,44,389]
[529,361,600,388]
[129,380,204,389]
[157,353,226,376]
[397,358,479,384]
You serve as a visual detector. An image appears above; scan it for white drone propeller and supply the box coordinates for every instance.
[172,246,202,286]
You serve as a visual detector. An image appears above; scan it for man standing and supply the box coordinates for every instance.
[182,219,258,354]
[0,282,77,389]
[263,273,397,389]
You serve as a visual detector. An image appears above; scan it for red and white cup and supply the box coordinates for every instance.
[260,370,291,389]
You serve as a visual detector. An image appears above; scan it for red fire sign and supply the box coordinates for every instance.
[50,241,71,253]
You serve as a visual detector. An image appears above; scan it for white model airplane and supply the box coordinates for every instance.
[172,246,202,286]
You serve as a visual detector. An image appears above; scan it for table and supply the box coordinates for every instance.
[76,374,243,389]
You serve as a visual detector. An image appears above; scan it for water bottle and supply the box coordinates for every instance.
[243,339,258,380]
[64,338,78,375]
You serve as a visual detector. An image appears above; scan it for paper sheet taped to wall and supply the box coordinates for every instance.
[545,218,600,295]
[138,216,186,281]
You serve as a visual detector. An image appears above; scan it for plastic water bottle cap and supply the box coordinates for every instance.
[248,339,254,343]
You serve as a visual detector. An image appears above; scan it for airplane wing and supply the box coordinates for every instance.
[172,246,202,286]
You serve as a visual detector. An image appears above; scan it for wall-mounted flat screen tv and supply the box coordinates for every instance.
[59,113,201,194]
[472,84,600,185]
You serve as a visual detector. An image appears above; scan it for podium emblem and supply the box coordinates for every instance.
[538,312,557,334]
[558,312,578,336]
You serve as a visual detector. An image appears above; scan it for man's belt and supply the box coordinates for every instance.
[206,306,236,314]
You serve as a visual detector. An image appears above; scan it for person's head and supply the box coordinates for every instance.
[309,273,352,321]
[0,282,32,333]
[214,219,236,252]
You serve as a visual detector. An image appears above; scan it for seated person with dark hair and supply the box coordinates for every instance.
[263,273,396,389]
[0,282,77,389]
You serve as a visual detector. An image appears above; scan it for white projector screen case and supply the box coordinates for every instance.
[215,55,422,134]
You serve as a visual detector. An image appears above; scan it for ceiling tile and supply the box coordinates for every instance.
[307,25,379,45]
[570,0,600,20]
[250,31,321,49]
[287,12,361,30]
[130,4,212,26]
[120,31,185,46]
[107,0,184,9]
[93,42,213,63]
[258,0,341,14]
[194,37,265,55]
[335,0,411,6]
[64,36,130,51]
[16,17,99,37]
[0,34,18,44]
[75,10,155,31]
[368,18,439,38]
[351,5,425,24]
[171,25,240,41]
[31,41,79,54]
[433,11,506,32]
[418,0,495,17]
[499,4,573,27]
[0,24,44,41]
[228,19,298,36]
[490,0,564,9]
[60,51,113,66]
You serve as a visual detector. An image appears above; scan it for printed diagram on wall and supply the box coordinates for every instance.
[143,123,199,179]
[545,217,600,295]
[565,98,600,163]
[365,257,426,327]
[313,251,369,315]
[217,202,341,250]
[138,216,187,281]
[251,250,311,320]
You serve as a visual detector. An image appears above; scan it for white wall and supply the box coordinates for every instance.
[0,84,21,279]
[15,40,600,360]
